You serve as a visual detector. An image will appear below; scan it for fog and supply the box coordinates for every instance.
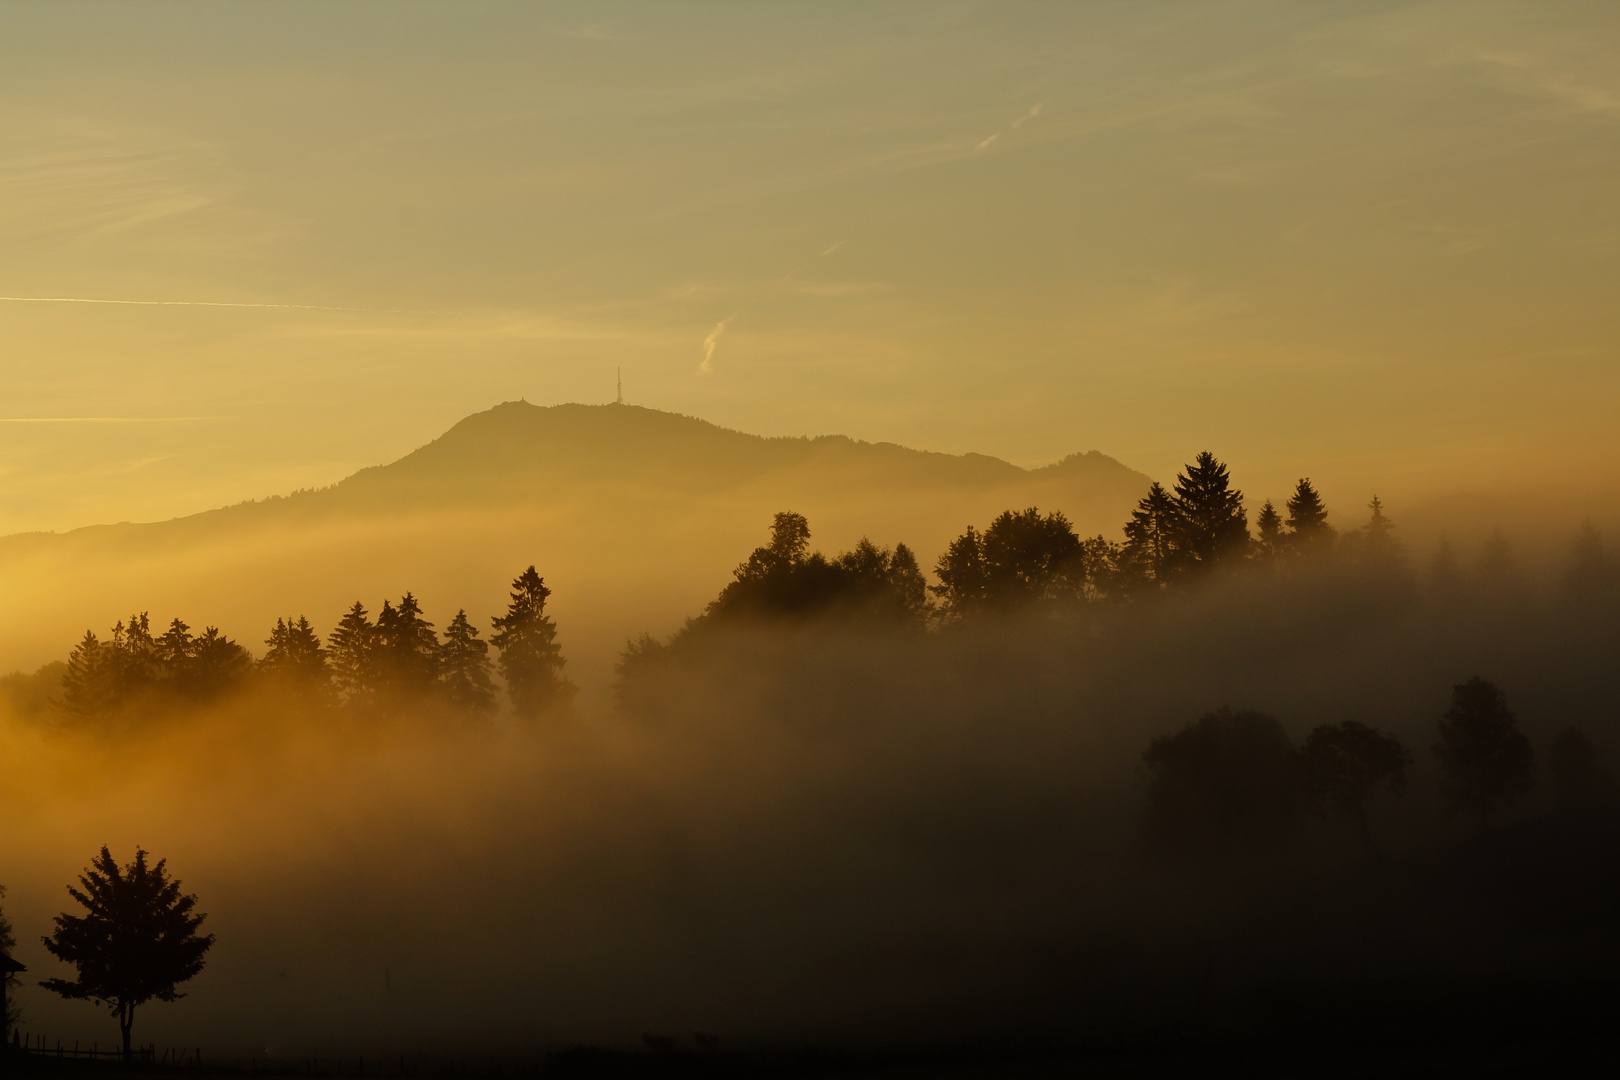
[3,533,1617,1063]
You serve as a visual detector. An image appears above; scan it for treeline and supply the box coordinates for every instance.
[619,451,1614,680]
[1142,677,1615,861]
[49,566,573,723]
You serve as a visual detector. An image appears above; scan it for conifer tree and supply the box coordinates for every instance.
[1561,519,1613,600]
[1285,478,1335,555]
[1168,452,1249,577]
[491,567,574,718]
[62,631,117,717]
[183,627,252,700]
[262,617,331,703]
[441,609,497,716]
[1254,500,1285,564]
[1121,482,1178,588]
[328,602,375,703]
[374,593,442,698]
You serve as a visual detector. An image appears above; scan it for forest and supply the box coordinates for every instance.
[2,451,1618,1055]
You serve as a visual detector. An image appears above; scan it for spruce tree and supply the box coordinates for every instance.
[491,567,574,718]
[1285,478,1335,555]
[262,617,331,704]
[62,631,117,717]
[441,609,497,716]
[374,593,442,699]
[327,602,375,704]
[1254,500,1285,563]
[1120,482,1179,590]
[1168,452,1249,577]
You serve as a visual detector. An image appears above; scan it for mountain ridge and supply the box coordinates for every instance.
[0,401,1150,547]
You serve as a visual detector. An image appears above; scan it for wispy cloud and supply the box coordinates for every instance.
[821,240,846,256]
[974,101,1045,153]
[699,314,737,375]
[0,296,436,314]
[0,416,219,423]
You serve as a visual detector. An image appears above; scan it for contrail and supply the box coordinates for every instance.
[0,296,435,314]
[699,314,736,375]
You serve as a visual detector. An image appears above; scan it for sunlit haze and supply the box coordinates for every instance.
[3,2,1618,533]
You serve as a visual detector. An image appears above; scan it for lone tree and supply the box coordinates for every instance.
[1298,721,1411,859]
[1433,677,1534,831]
[40,847,214,1061]
[491,566,575,718]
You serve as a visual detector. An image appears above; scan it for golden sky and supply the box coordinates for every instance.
[2,1,1618,533]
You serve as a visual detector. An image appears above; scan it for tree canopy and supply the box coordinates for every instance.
[40,846,214,1060]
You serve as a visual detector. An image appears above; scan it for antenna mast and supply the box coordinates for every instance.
[616,367,623,405]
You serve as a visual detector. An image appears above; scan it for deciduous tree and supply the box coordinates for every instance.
[40,847,214,1062]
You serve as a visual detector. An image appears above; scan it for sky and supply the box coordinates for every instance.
[1,1,1618,534]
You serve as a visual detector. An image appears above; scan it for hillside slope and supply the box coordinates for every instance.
[0,401,1152,701]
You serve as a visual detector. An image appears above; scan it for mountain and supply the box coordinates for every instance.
[0,402,1152,700]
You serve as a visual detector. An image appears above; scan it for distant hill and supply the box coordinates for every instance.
[0,401,1152,701]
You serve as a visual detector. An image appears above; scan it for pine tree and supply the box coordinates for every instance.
[62,631,117,717]
[1254,500,1285,564]
[184,627,252,700]
[328,602,375,704]
[373,593,442,699]
[1168,452,1249,577]
[1120,482,1179,590]
[1285,478,1335,556]
[441,609,497,716]
[262,617,329,686]
[491,567,574,718]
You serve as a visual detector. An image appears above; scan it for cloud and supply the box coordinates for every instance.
[0,295,431,314]
[821,240,846,256]
[699,314,737,375]
[973,101,1045,153]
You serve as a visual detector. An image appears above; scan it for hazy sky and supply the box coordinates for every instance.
[2,1,1618,533]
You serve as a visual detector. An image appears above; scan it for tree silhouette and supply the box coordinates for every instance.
[932,526,990,617]
[374,593,443,701]
[441,609,497,716]
[327,602,375,705]
[1,883,16,1040]
[1285,478,1335,557]
[1433,677,1534,830]
[1474,530,1524,602]
[491,567,574,718]
[40,847,214,1062]
[1298,720,1410,859]
[1121,482,1178,589]
[261,616,331,702]
[933,508,1081,613]
[1254,500,1285,565]
[62,630,117,717]
[1167,452,1249,579]
[1142,707,1298,853]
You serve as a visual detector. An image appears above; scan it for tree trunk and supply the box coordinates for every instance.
[119,1001,135,1064]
